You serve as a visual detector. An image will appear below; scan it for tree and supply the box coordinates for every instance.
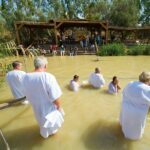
[109,0,140,27]
[140,0,150,25]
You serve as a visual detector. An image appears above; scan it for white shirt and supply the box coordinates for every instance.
[70,80,80,91]
[6,70,26,98]
[22,72,64,138]
[120,81,150,140]
[89,73,105,88]
[108,82,117,94]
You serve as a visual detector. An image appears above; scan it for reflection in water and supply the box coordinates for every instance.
[82,120,133,150]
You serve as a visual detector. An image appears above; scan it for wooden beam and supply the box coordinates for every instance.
[99,22,107,30]
[14,23,21,45]
[56,22,64,29]
[105,21,109,44]
[54,21,58,44]
[17,23,24,30]
[0,97,26,110]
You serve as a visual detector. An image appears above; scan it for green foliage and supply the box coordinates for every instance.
[127,45,150,55]
[0,0,149,43]
[0,41,16,57]
[98,44,150,56]
[143,45,150,55]
[109,0,140,27]
[97,43,126,56]
[0,78,4,87]
[140,0,150,25]
[0,15,12,42]
[5,64,13,72]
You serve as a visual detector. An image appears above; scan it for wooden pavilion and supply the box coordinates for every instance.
[14,19,109,45]
[14,19,150,47]
[108,26,150,44]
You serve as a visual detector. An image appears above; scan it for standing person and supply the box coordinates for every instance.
[69,45,74,56]
[89,67,105,88]
[22,56,64,138]
[52,43,57,56]
[120,72,150,140]
[6,61,28,104]
[108,76,121,94]
[73,46,78,56]
[60,45,65,56]
[70,75,80,92]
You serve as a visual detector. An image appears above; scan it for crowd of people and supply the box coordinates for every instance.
[28,44,79,57]
[6,56,150,141]
[23,30,103,57]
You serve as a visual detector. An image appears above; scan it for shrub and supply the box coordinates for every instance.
[127,45,150,55]
[143,45,150,55]
[97,43,126,56]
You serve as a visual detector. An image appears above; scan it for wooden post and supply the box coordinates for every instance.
[14,23,21,45]
[54,21,58,45]
[105,21,109,44]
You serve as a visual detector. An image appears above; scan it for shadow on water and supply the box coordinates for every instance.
[100,89,117,96]
[65,84,96,91]
[91,58,111,62]
[1,107,30,128]
[4,125,43,150]
[101,89,109,94]
[82,120,133,150]
[81,84,97,90]
[65,84,72,91]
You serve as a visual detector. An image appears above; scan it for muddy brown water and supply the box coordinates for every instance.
[0,56,150,150]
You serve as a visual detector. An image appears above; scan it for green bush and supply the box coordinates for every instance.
[97,43,126,56]
[127,45,150,55]
[143,45,150,55]
[0,43,15,57]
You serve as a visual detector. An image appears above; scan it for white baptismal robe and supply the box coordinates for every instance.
[70,80,80,91]
[23,72,64,138]
[6,70,26,98]
[120,81,150,140]
[108,82,117,94]
[89,73,105,88]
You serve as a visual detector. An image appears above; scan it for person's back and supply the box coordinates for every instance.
[89,68,105,88]
[108,82,117,94]
[6,61,26,99]
[23,56,64,138]
[120,72,150,140]
[7,70,26,98]
[122,81,150,107]
[69,75,80,91]
[23,72,61,112]
[108,76,121,94]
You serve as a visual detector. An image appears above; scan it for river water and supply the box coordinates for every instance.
[0,55,150,150]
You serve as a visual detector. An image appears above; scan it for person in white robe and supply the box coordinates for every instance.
[70,75,80,91]
[108,76,121,94]
[22,56,64,138]
[89,67,105,88]
[120,71,150,140]
[6,61,28,104]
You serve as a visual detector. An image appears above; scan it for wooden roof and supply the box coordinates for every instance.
[15,19,108,29]
[15,20,150,31]
[15,21,54,28]
[109,26,150,31]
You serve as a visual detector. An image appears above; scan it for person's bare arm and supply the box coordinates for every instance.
[53,98,60,109]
